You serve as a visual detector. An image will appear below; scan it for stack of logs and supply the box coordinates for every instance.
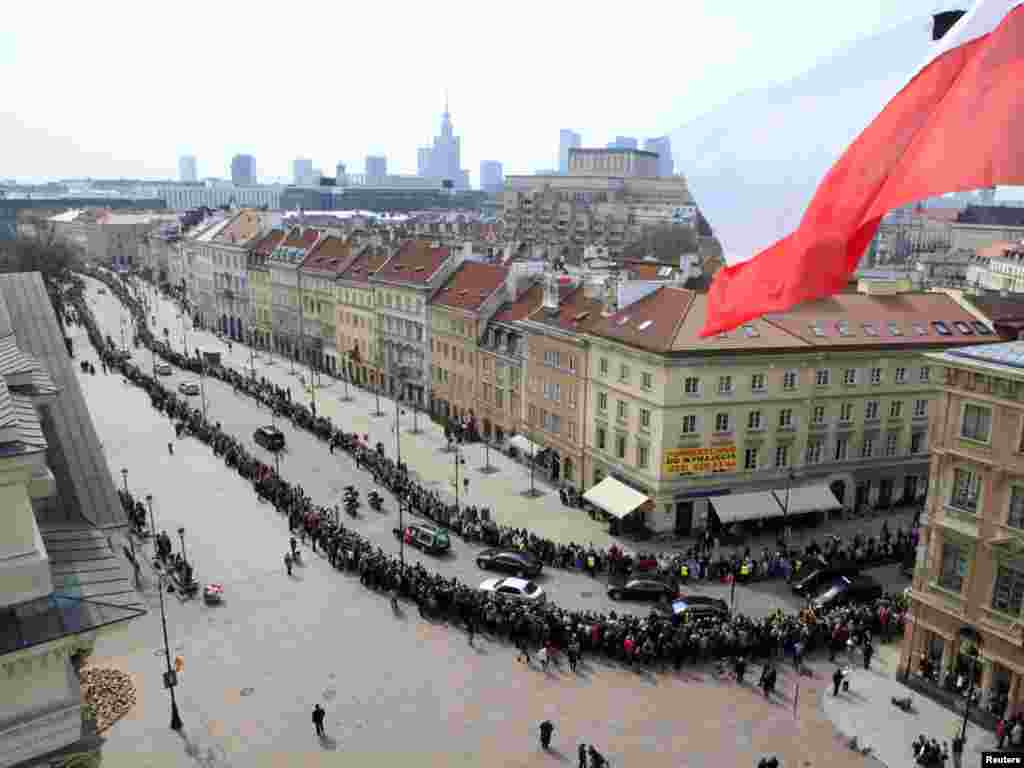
[80,666,136,733]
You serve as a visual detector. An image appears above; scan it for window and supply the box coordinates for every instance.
[843,369,858,386]
[597,392,607,411]
[569,356,577,373]
[961,403,992,443]
[1009,487,1024,529]
[894,366,907,384]
[596,426,607,451]
[617,400,628,420]
[812,405,825,424]
[815,368,830,387]
[615,434,626,459]
[865,400,880,421]
[744,447,759,470]
[834,437,849,461]
[778,408,793,429]
[911,432,926,455]
[775,444,790,468]
[783,370,798,391]
[951,468,980,512]
[684,376,701,396]
[528,404,537,423]
[544,349,560,367]
[568,386,576,406]
[869,367,882,385]
[939,540,967,593]
[913,399,928,418]
[568,421,577,441]
[890,400,903,419]
[751,373,766,392]
[840,402,853,423]
[640,408,651,429]
[542,381,561,401]
[861,438,875,458]
[637,444,650,469]
[992,564,1024,615]
[641,371,652,390]
[681,414,697,434]
[619,364,630,382]
[718,375,734,394]
[920,366,931,383]
[885,433,899,457]
[495,389,504,408]
[599,357,608,376]
[543,412,561,434]
[806,439,824,464]
[715,413,731,433]
[748,410,762,430]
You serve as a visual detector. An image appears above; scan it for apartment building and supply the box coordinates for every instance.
[370,240,461,405]
[336,244,391,388]
[902,340,1024,721]
[299,235,353,375]
[208,210,274,340]
[181,215,233,329]
[247,229,284,350]
[580,284,992,534]
[428,262,509,429]
[268,227,322,359]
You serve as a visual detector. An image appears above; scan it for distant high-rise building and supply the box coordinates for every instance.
[366,155,388,183]
[608,136,639,150]
[643,136,674,177]
[336,162,348,186]
[559,130,581,174]
[480,161,503,193]
[230,154,257,186]
[178,155,197,183]
[417,147,432,177]
[293,158,315,186]
[418,96,468,189]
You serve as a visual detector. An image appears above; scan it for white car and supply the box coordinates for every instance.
[178,381,200,396]
[479,577,546,604]
[155,362,172,376]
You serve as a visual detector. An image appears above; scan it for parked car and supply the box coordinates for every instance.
[393,523,450,555]
[608,578,677,603]
[178,381,200,396]
[811,575,883,612]
[667,595,730,620]
[476,548,542,578]
[154,362,172,376]
[479,577,546,604]
[791,561,860,597]
[253,425,285,451]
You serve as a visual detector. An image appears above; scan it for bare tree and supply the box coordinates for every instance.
[622,224,699,263]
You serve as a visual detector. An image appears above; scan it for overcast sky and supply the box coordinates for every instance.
[0,0,950,184]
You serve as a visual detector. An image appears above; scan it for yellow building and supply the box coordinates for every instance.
[247,229,283,349]
[299,235,352,375]
[581,283,993,534]
[336,244,390,387]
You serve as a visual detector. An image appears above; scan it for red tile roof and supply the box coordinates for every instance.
[280,227,321,250]
[525,282,604,333]
[372,240,451,285]
[492,283,544,323]
[339,245,391,285]
[214,210,267,245]
[251,229,285,256]
[977,240,1018,260]
[301,235,354,274]
[431,263,508,313]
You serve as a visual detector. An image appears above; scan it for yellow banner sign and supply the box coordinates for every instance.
[663,445,736,475]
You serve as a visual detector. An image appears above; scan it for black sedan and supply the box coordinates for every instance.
[667,595,730,620]
[791,561,860,598]
[475,548,542,578]
[254,425,285,451]
[607,578,677,602]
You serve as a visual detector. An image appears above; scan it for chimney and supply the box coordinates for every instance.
[601,275,619,317]
[463,241,473,261]
[542,268,560,316]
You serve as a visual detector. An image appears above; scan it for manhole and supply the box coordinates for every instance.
[240,687,255,697]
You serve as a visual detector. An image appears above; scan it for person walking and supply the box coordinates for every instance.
[862,641,874,671]
[578,743,587,768]
[284,552,293,576]
[167,441,174,456]
[951,733,964,768]
[832,667,843,697]
[312,704,325,738]
[538,643,549,671]
[539,720,554,750]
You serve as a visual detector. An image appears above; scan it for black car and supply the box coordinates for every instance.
[791,561,860,597]
[668,595,730,620]
[608,578,677,602]
[811,575,883,612]
[254,425,285,451]
[476,548,542,578]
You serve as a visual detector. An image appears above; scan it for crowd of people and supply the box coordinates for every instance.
[79,269,913,685]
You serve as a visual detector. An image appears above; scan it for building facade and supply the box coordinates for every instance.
[179,155,198,182]
[558,129,581,175]
[156,184,283,211]
[569,147,658,178]
[209,210,273,340]
[337,244,391,388]
[268,228,322,360]
[643,137,674,177]
[231,154,256,186]
[181,215,233,329]
[248,230,284,349]
[366,156,387,184]
[298,235,353,375]
[902,340,1024,722]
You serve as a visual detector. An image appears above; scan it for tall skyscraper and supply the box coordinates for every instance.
[178,155,198,183]
[366,155,388,183]
[559,129,581,174]
[608,136,639,150]
[336,162,348,186]
[293,157,315,186]
[643,136,674,177]
[230,154,256,186]
[418,96,466,189]
[480,161,503,193]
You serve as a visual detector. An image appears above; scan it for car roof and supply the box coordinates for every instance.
[629,578,667,587]
[678,595,721,605]
[412,522,443,534]
[259,425,282,433]
[500,577,531,590]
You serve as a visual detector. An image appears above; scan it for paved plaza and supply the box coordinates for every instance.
[72,277,921,767]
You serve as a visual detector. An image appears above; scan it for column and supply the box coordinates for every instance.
[981,657,995,698]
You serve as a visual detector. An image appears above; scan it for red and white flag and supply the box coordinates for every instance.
[692,1,1024,336]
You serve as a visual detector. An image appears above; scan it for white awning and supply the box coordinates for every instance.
[507,435,542,457]
[583,477,649,519]
[771,483,842,515]
[710,491,783,524]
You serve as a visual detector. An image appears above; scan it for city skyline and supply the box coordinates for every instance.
[0,1,947,183]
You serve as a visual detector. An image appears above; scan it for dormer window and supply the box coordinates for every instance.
[933,321,952,336]
[809,322,825,337]
[887,321,903,337]
[836,320,852,337]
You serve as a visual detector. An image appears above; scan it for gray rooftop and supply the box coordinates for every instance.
[946,340,1024,371]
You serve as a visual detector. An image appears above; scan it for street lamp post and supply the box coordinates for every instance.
[120,467,128,495]
[177,526,188,567]
[395,395,405,568]
[199,360,208,423]
[782,468,796,551]
[372,381,384,417]
[339,353,352,402]
[522,431,542,498]
[248,327,256,380]
[479,438,498,474]
[157,571,184,730]
[453,439,466,516]
[146,493,156,541]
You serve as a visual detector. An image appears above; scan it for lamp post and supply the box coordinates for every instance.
[177,526,188,567]
[248,327,256,379]
[782,468,796,551]
[146,493,156,541]
[523,430,542,498]
[339,352,352,402]
[453,438,466,516]
[199,359,208,423]
[372,380,384,417]
[395,394,405,568]
[157,571,184,730]
[120,467,128,495]
[479,437,498,475]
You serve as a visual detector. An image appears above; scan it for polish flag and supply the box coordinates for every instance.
[692,1,1024,336]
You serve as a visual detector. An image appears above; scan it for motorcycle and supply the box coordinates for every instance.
[368,491,383,512]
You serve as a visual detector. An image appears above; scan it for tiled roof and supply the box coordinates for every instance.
[301,235,353,274]
[976,241,1019,260]
[252,229,285,256]
[944,341,1024,371]
[280,227,321,250]
[0,334,38,376]
[373,240,450,286]
[213,210,267,246]
[524,283,604,333]
[431,263,508,312]
[11,395,46,451]
[963,293,1024,322]
[339,245,391,285]
[492,283,545,324]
